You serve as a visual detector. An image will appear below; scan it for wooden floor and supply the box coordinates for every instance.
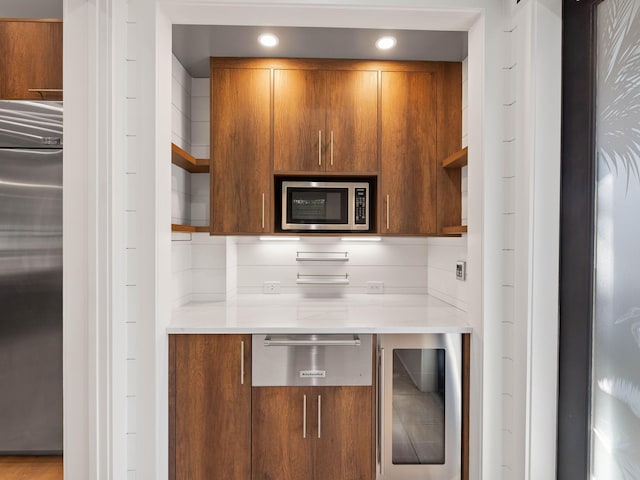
[0,456,63,480]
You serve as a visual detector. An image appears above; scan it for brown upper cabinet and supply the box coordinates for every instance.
[380,62,462,235]
[381,70,438,235]
[210,65,272,234]
[0,20,62,100]
[208,58,462,236]
[274,67,378,173]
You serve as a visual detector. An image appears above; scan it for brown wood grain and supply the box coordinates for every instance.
[168,335,176,480]
[0,456,63,480]
[210,57,443,73]
[436,62,463,233]
[462,333,471,480]
[252,387,313,480]
[313,387,373,480]
[325,70,378,173]
[174,334,251,480]
[381,70,438,234]
[442,147,468,169]
[273,69,325,172]
[171,143,209,173]
[210,67,272,234]
[442,225,467,234]
[0,21,62,100]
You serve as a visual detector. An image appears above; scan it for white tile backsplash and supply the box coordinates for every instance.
[191,77,209,96]
[171,56,210,229]
[191,121,209,148]
[191,98,209,122]
[172,236,468,309]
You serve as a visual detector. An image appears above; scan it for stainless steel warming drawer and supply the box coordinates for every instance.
[252,334,373,386]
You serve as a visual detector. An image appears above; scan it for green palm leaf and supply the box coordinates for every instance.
[597,0,640,188]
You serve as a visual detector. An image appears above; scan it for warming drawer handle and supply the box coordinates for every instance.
[263,335,361,347]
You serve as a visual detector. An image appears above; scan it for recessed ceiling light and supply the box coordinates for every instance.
[258,33,279,47]
[375,36,397,50]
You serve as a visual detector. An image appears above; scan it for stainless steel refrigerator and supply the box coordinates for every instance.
[0,101,62,454]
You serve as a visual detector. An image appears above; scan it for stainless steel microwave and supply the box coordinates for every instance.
[281,180,370,232]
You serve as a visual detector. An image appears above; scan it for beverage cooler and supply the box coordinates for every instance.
[377,334,462,480]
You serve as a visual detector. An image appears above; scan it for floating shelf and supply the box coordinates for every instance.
[442,147,468,169]
[171,224,209,233]
[442,225,468,234]
[171,143,209,173]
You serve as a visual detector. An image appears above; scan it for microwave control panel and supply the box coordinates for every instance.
[355,188,367,225]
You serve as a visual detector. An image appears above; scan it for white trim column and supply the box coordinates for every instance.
[63,0,115,478]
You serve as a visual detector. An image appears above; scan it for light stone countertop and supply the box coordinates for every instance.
[169,294,471,334]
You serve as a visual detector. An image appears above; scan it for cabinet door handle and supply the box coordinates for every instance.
[28,88,63,93]
[318,130,322,166]
[261,193,265,230]
[330,130,334,166]
[317,395,322,439]
[240,340,245,385]
[386,195,390,231]
[379,347,385,475]
[303,394,307,438]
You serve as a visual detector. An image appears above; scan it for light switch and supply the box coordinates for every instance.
[456,261,466,281]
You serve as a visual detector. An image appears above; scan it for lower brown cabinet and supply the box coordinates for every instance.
[170,335,373,480]
[251,386,373,480]
[169,334,252,480]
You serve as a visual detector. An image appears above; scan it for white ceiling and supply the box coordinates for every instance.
[172,25,468,78]
[2,0,62,18]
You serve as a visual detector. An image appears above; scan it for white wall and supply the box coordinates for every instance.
[172,236,468,309]
[63,1,530,479]
[124,2,140,478]
[190,78,210,159]
[171,59,209,228]
[171,54,191,152]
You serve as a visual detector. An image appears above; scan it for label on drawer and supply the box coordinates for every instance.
[299,370,326,378]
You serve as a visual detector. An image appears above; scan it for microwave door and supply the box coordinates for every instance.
[283,186,349,231]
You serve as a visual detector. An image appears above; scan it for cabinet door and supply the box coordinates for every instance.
[325,70,378,173]
[313,387,373,480]
[381,71,438,234]
[211,68,271,233]
[252,387,313,480]
[0,21,62,100]
[172,335,251,480]
[273,69,326,172]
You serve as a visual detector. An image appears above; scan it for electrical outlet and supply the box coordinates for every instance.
[456,261,466,281]
[366,281,384,294]
[263,281,281,294]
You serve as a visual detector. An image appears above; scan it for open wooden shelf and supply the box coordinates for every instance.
[442,225,468,234]
[171,143,209,173]
[442,147,468,169]
[171,224,209,233]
